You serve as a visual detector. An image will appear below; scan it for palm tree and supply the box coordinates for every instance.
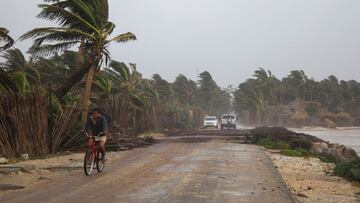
[253,68,277,105]
[0,27,14,51]
[20,0,136,121]
[104,61,159,133]
[173,74,196,106]
[234,79,266,124]
[197,71,220,113]
[289,70,308,100]
[152,74,173,103]
[104,61,144,131]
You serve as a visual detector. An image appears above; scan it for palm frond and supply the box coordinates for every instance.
[0,69,15,92]
[0,27,15,51]
[29,41,80,57]
[37,4,99,33]
[111,32,137,43]
[13,71,30,95]
[109,60,130,81]
[0,48,27,71]
[20,27,95,42]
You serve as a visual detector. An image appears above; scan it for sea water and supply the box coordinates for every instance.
[293,127,360,156]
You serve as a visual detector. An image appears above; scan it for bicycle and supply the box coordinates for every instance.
[83,132,105,176]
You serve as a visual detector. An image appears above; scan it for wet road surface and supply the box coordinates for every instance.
[1,134,295,203]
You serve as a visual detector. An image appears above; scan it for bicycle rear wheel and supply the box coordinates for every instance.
[96,151,105,172]
[84,150,95,176]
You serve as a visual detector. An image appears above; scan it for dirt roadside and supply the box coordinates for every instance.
[0,151,128,195]
[268,151,360,203]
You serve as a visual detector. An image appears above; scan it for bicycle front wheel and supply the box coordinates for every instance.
[84,150,95,176]
[96,151,105,172]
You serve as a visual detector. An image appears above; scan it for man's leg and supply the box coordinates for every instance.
[98,141,106,161]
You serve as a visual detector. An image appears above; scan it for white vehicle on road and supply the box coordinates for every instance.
[203,116,218,128]
[220,114,237,130]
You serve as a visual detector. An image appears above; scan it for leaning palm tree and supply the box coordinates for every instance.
[152,74,173,103]
[20,0,136,121]
[104,61,158,133]
[253,68,278,105]
[104,61,141,131]
[173,74,196,106]
[235,87,265,124]
[289,70,308,100]
[0,27,14,51]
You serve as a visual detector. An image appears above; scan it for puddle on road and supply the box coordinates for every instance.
[116,181,173,201]
[174,164,196,173]
[172,156,186,161]
[155,164,176,173]
[221,190,249,197]
[156,163,196,173]
[190,155,211,161]
[0,184,25,191]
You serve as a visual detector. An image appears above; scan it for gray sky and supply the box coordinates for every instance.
[1,0,360,87]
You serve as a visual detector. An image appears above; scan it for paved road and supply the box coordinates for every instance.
[1,135,295,203]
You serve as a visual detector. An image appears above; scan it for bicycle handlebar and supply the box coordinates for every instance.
[83,131,105,137]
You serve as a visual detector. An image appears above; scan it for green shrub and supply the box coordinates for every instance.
[280,148,311,157]
[256,138,290,150]
[316,154,338,163]
[334,159,360,181]
[289,138,312,150]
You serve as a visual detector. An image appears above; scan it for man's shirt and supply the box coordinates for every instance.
[84,115,108,136]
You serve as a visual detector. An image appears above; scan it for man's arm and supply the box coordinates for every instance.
[83,118,91,135]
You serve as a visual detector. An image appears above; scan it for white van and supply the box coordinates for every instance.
[220,114,237,130]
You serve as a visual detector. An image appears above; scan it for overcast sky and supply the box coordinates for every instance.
[1,0,360,87]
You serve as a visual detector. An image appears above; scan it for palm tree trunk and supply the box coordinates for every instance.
[144,110,147,132]
[122,94,129,133]
[303,86,306,100]
[75,40,84,70]
[55,66,89,99]
[81,63,96,123]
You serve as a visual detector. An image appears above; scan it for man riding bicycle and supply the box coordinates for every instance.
[83,108,108,161]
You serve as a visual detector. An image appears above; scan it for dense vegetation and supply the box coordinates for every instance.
[234,68,360,126]
[1,1,359,131]
[0,0,231,137]
[1,0,360,162]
